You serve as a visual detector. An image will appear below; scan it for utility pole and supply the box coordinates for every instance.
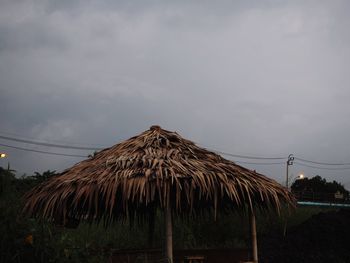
[286,154,294,189]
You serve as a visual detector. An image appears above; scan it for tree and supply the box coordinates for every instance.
[291,175,349,200]
[31,170,57,182]
[0,167,16,196]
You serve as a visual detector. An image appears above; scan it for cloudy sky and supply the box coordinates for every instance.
[1,0,350,187]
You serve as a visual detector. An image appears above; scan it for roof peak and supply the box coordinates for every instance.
[150,125,161,131]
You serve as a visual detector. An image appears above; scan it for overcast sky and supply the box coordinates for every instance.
[1,0,350,187]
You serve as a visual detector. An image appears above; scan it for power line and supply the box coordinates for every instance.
[0,132,288,160]
[196,142,287,160]
[295,157,350,166]
[294,161,350,171]
[233,160,285,165]
[2,132,350,169]
[211,150,286,160]
[0,143,88,158]
[0,137,287,163]
[0,134,103,151]
[0,130,105,147]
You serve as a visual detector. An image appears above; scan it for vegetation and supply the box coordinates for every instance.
[0,166,249,262]
[291,175,349,198]
[0,167,341,262]
[0,167,111,262]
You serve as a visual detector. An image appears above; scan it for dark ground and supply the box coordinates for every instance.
[260,209,350,263]
[111,209,350,263]
[110,248,248,263]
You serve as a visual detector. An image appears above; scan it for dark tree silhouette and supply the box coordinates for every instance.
[31,170,57,182]
[291,175,349,199]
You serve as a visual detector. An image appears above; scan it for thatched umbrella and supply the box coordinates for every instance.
[23,125,295,263]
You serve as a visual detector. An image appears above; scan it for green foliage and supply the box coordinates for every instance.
[31,170,57,183]
[1,166,339,263]
[0,167,16,196]
[173,214,248,249]
[0,167,36,262]
[291,175,349,196]
[0,167,112,262]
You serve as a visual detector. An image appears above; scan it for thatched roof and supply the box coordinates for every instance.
[23,126,295,225]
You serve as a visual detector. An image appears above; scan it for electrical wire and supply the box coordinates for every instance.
[0,134,103,151]
[294,161,350,171]
[211,150,286,160]
[2,131,350,169]
[0,143,88,158]
[232,160,285,165]
[0,130,105,148]
[195,142,287,160]
[294,157,350,166]
[0,132,288,160]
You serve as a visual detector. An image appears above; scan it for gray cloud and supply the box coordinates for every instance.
[1,0,350,186]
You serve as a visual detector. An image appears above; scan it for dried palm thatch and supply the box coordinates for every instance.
[23,125,295,225]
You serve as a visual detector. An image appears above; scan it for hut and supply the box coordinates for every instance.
[23,125,295,263]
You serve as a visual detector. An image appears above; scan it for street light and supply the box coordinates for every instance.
[290,173,306,189]
[291,173,305,182]
[0,153,6,158]
[287,173,306,190]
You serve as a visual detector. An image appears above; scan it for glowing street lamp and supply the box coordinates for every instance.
[0,153,6,158]
[288,173,305,189]
[292,173,305,182]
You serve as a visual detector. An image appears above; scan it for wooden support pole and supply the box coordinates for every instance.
[250,210,258,263]
[165,196,173,263]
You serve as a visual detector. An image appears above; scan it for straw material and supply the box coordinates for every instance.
[23,126,295,225]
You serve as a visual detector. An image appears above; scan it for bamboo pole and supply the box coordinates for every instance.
[165,194,173,263]
[250,210,258,263]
